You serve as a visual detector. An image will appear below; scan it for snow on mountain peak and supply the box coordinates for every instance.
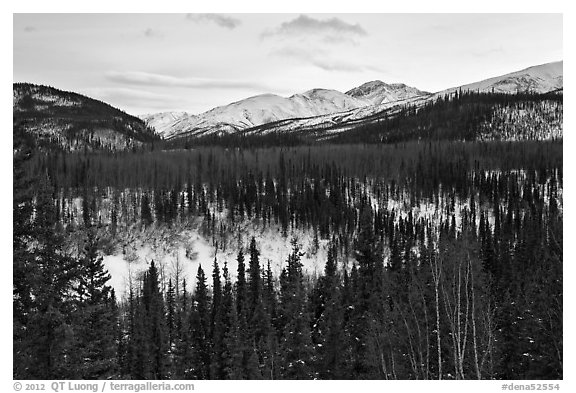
[142,62,561,141]
[140,111,198,139]
[440,60,563,95]
[346,80,429,105]
[143,88,371,139]
[142,80,429,139]
[348,80,386,92]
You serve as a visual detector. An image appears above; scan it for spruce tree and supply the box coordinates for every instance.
[13,126,36,378]
[190,265,211,379]
[138,261,169,379]
[215,261,234,378]
[74,229,118,379]
[141,193,153,227]
[248,237,261,318]
[130,295,151,379]
[278,240,313,379]
[24,175,80,379]
[236,249,247,316]
[173,279,194,379]
[166,279,176,350]
[210,258,226,379]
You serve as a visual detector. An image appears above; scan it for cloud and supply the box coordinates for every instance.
[86,87,174,101]
[472,46,506,57]
[143,28,163,38]
[271,47,379,73]
[105,71,269,90]
[83,87,183,111]
[186,13,241,29]
[312,59,367,72]
[262,15,366,44]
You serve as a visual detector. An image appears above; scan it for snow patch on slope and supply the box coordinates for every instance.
[440,61,563,95]
[140,111,197,139]
[142,83,428,140]
[346,80,429,105]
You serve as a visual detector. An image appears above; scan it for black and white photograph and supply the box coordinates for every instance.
[10,5,568,388]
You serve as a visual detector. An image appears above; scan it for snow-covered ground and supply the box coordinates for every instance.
[103,220,330,299]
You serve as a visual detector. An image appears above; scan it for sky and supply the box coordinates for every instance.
[13,13,562,115]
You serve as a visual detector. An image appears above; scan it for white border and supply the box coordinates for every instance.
[3,1,573,391]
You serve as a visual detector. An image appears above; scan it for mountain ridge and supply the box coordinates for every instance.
[13,83,159,151]
[143,60,561,141]
[437,60,563,95]
[237,60,564,139]
[15,60,563,148]
[141,81,428,139]
[346,80,429,105]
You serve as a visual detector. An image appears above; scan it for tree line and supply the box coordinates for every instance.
[30,141,561,253]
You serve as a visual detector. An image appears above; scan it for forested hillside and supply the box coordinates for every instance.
[13,83,159,151]
[330,91,562,144]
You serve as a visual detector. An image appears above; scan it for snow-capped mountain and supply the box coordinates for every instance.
[142,83,428,139]
[186,89,368,136]
[242,61,564,139]
[439,61,563,95]
[346,81,429,105]
[144,61,562,141]
[140,111,198,139]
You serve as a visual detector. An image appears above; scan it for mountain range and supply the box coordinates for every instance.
[13,60,563,150]
[142,61,562,140]
[141,82,429,139]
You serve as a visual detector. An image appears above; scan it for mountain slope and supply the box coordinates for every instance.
[346,81,429,105]
[149,61,561,142]
[13,83,158,151]
[140,111,197,139]
[237,61,564,140]
[143,83,428,139]
[326,91,563,144]
[143,89,368,139]
[440,61,563,94]
[190,90,367,135]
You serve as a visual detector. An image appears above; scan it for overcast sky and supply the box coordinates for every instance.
[13,13,562,115]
